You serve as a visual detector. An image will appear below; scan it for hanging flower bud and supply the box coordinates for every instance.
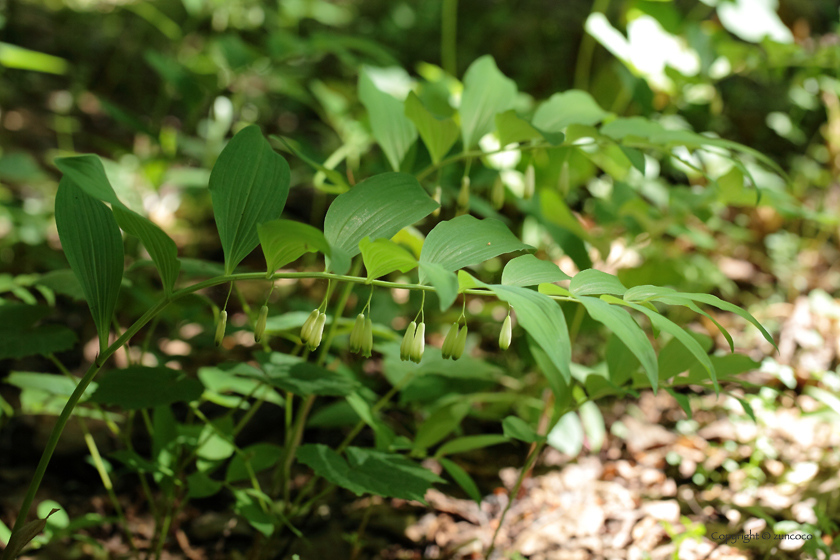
[362,317,373,358]
[457,176,470,213]
[559,160,570,196]
[499,314,512,350]
[432,185,442,217]
[523,164,535,200]
[301,309,320,343]
[452,324,468,360]
[307,312,327,351]
[491,176,505,210]
[215,310,227,348]
[410,322,426,363]
[254,305,269,343]
[400,321,417,361]
[441,322,459,360]
[349,313,365,353]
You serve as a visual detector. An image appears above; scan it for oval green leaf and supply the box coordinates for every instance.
[209,125,291,274]
[502,254,570,287]
[258,219,331,273]
[324,172,438,274]
[460,55,517,148]
[54,178,124,352]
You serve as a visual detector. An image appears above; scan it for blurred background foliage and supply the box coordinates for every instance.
[4,0,840,557]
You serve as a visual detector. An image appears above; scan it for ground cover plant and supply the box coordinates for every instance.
[2,0,840,559]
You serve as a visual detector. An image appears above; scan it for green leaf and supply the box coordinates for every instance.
[501,254,570,287]
[324,172,438,274]
[577,297,658,391]
[54,155,181,294]
[359,67,418,171]
[261,361,358,396]
[258,219,331,273]
[226,443,284,483]
[198,364,284,408]
[578,401,605,453]
[419,262,459,311]
[197,416,235,461]
[405,91,459,164]
[232,488,276,537]
[296,444,443,502]
[603,295,718,392]
[502,416,542,443]
[476,282,572,385]
[0,305,76,359]
[569,269,628,297]
[6,372,97,399]
[665,388,692,418]
[653,292,777,351]
[359,236,418,281]
[546,411,583,456]
[187,471,223,498]
[538,283,573,297]
[209,125,291,275]
[459,55,517,148]
[439,458,482,504]
[413,402,471,454]
[539,189,609,257]
[419,216,531,278]
[1,508,60,560]
[434,434,509,458]
[91,366,204,409]
[496,110,545,146]
[532,90,608,133]
[54,177,124,352]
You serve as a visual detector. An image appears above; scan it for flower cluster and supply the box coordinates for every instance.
[349,313,373,357]
[441,322,468,360]
[301,309,327,351]
[400,321,426,363]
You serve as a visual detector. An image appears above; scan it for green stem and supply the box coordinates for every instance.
[12,296,169,532]
[574,0,611,91]
[441,0,458,75]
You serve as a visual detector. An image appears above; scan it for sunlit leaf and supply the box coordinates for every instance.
[405,91,459,164]
[570,269,628,297]
[460,55,517,148]
[419,215,530,278]
[359,236,417,281]
[359,67,418,171]
[546,411,583,456]
[532,90,608,133]
[258,219,331,273]
[577,297,658,391]
[324,172,438,274]
[502,254,570,287]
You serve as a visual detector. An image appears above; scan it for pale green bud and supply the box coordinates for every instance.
[432,185,442,217]
[441,322,459,360]
[307,312,326,351]
[301,309,320,343]
[400,321,417,361]
[362,317,373,358]
[215,310,227,348]
[349,313,365,353]
[491,176,505,210]
[410,322,426,363]
[254,305,269,343]
[523,164,535,200]
[452,324,468,360]
[457,176,470,212]
[499,315,512,350]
